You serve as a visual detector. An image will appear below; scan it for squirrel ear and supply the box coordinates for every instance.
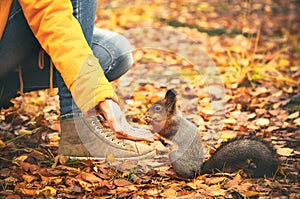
[165,89,177,112]
[165,89,177,100]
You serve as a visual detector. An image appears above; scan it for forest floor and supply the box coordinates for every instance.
[0,0,299,198]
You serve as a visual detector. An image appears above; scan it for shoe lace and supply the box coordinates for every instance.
[91,117,127,148]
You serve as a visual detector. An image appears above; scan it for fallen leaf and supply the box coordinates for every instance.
[40,186,57,197]
[277,147,294,156]
[207,185,226,197]
[116,186,130,194]
[20,161,31,171]
[19,188,38,196]
[163,188,177,198]
[52,154,68,168]
[243,190,260,197]
[113,179,132,187]
[205,177,227,185]
[14,155,28,162]
[225,174,242,189]
[220,131,237,141]
[287,111,299,119]
[224,118,237,124]
[0,168,11,177]
[121,160,135,170]
[77,179,93,191]
[0,139,5,148]
[255,118,270,126]
[247,113,256,119]
[3,195,21,199]
[22,174,37,183]
[78,172,103,184]
[106,154,116,163]
[294,117,300,125]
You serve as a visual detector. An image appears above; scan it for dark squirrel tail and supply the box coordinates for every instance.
[201,138,279,177]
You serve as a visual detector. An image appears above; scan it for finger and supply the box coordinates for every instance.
[115,131,155,142]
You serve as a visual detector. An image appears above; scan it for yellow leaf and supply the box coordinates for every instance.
[294,117,300,126]
[220,131,237,141]
[133,92,146,101]
[224,118,237,124]
[277,147,294,156]
[278,59,290,67]
[106,154,116,163]
[14,155,28,162]
[40,186,57,196]
[288,111,299,119]
[18,129,34,135]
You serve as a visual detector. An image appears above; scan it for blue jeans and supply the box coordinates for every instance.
[0,0,133,119]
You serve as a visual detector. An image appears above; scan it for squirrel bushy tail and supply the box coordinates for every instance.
[201,138,279,177]
[148,89,279,179]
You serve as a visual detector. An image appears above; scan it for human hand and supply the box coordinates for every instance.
[98,99,156,142]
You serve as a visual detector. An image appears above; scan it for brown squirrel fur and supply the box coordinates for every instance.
[148,89,279,179]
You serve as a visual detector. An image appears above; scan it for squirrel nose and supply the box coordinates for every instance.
[143,113,153,124]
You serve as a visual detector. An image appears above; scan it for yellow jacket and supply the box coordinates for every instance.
[0,0,117,114]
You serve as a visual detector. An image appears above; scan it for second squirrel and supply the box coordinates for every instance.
[147,89,279,179]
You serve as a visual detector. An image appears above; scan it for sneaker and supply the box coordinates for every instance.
[57,116,156,160]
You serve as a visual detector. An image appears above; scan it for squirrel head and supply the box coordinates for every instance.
[147,89,178,136]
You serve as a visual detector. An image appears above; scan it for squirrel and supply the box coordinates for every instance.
[147,89,279,179]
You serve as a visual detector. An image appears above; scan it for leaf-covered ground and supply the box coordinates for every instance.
[0,0,299,198]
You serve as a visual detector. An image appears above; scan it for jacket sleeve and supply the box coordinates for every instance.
[18,0,118,114]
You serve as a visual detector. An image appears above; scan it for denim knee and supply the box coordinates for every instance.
[92,28,133,82]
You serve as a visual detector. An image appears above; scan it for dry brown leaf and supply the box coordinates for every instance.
[207,185,226,197]
[78,172,103,184]
[77,179,93,191]
[0,168,11,177]
[243,190,260,197]
[205,177,227,185]
[95,172,111,180]
[19,188,38,196]
[20,161,31,172]
[121,160,135,170]
[0,139,5,148]
[29,164,41,175]
[113,179,132,187]
[116,186,130,194]
[4,195,21,199]
[22,174,37,183]
[236,183,252,194]
[52,154,68,168]
[163,188,177,197]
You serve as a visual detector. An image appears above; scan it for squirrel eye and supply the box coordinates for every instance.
[154,105,161,111]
